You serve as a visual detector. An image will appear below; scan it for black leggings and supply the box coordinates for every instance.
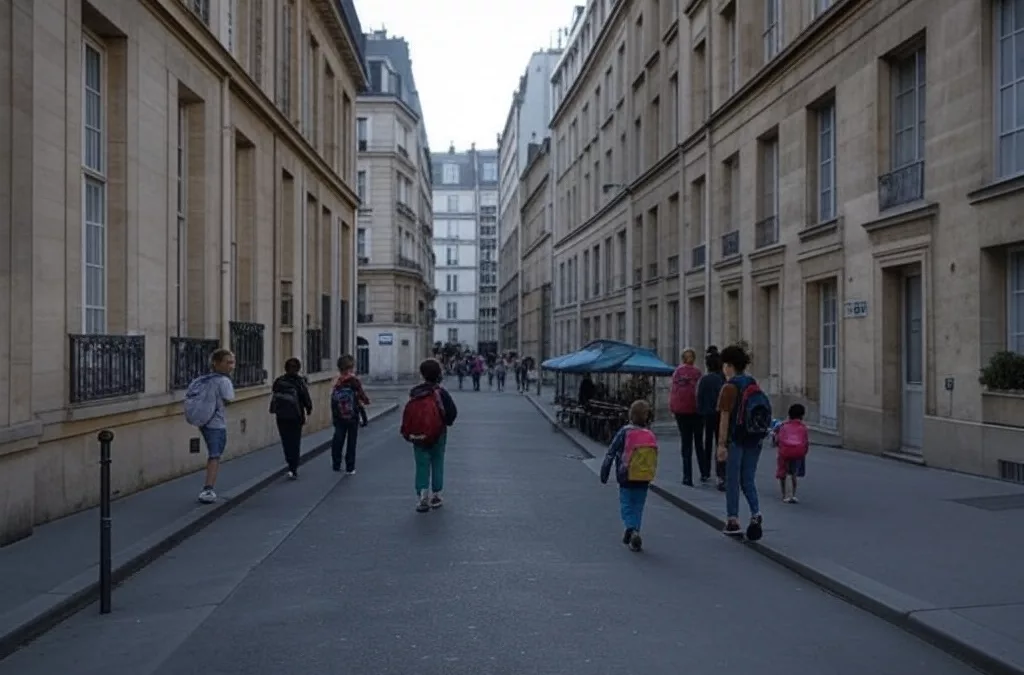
[703,413,725,479]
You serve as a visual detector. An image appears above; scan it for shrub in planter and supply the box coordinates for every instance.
[979,351,1024,392]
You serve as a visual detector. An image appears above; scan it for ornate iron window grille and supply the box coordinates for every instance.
[170,337,220,390]
[878,160,924,211]
[229,321,266,387]
[69,334,146,403]
[721,230,740,258]
[755,215,779,248]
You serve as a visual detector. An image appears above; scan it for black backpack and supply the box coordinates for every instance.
[271,378,303,421]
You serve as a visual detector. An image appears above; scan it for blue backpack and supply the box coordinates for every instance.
[332,384,358,422]
[730,375,773,443]
[183,373,225,427]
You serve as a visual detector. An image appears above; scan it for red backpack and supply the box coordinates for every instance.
[401,387,446,446]
[669,365,699,415]
[776,420,809,460]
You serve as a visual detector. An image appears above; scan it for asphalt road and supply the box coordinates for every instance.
[0,391,977,675]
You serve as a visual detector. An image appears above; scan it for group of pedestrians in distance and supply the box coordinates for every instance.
[599,342,811,551]
[182,351,372,503]
[448,353,536,393]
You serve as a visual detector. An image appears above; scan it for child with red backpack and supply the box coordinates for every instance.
[772,404,809,503]
[401,358,458,512]
[331,355,370,474]
[600,400,659,552]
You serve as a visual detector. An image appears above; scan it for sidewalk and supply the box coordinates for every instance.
[0,400,399,658]
[527,394,1024,675]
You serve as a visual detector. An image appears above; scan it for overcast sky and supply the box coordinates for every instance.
[353,0,579,153]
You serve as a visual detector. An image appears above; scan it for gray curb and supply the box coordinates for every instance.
[0,404,399,660]
[526,394,1024,675]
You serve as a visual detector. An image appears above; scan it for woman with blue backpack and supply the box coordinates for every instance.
[715,344,773,540]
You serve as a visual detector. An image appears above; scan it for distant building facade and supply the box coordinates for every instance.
[355,29,435,380]
[432,145,499,353]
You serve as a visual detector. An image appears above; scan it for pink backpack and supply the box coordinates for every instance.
[776,420,809,460]
[622,427,659,482]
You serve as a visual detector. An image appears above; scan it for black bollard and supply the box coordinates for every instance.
[97,429,114,615]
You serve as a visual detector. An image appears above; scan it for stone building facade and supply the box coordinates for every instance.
[355,30,435,380]
[549,0,1024,479]
[0,0,367,544]
[519,140,554,363]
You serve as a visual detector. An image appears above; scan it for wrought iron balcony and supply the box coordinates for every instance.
[69,334,146,403]
[667,255,679,276]
[305,328,325,373]
[397,255,422,272]
[755,215,779,249]
[170,337,220,390]
[394,312,413,324]
[878,160,924,211]
[358,255,369,265]
[357,312,374,323]
[358,139,367,152]
[229,321,266,388]
[721,230,740,258]
[396,200,416,221]
[691,244,706,269]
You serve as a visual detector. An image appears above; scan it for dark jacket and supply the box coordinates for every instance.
[409,382,458,427]
[696,371,725,417]
[269,373,313,423]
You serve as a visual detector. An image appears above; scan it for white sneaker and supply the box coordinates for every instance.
[429,492,443,509]
[197,488,217,504]
[345,470,357,476]
[416,490,430,512]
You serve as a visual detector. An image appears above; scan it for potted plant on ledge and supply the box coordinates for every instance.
[979,351,1024,428]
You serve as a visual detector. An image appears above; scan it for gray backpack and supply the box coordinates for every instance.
[183,373,224,427]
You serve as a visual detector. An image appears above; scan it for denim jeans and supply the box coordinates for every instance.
[331,421,360,471]
[725,441,762,519]
[413,434,447,493]
[618,484,649,531]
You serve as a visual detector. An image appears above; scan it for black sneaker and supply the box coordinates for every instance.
[682,477,694,487]
[622,528,634,545]
[716,478,726,492]
[628,531,643,552]
[723,521,743,536]
[746,515,764,541]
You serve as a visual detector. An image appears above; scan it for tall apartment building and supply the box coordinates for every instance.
[354,30,435,380]
[0,0,367,543]
[549,0,1024,480]
[497,49,561,354]
[432,145,499,353]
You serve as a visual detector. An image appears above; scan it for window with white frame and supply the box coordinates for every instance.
[817,102,836,221]
[1011,249,1024,352]
[892,48,926,169]
[446,274,458,292]
[447,327,458,343]
[442,163,459,184]
[763,0,780,62]
[356,228,367,258]
[176,103,187,335]
[997,0,1024,178]
[446,220,457,238]
[446,194,458,212]
[356,117,368,150]
[446,301,458,319]
[356,170,366,201]
[83,39,107,334]
[446,246,458,265]
[482,162,497,181]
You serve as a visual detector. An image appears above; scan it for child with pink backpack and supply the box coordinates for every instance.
[600,400,659,552]
[772,403,810,503]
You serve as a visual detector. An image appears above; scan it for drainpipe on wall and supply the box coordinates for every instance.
[220,75,233,347]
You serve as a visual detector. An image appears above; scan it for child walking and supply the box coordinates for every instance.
[331,355,370,474]
[773,404,809,503]
[401,358,458,512]
[600,400,659,552]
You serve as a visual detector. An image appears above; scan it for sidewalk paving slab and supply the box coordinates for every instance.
[527,393,1024,675]
[0,401,399,658]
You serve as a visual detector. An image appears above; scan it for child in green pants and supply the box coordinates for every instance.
[402,359,458,512]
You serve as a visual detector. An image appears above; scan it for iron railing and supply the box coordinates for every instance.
[755,215,779,248]
[305,328,324,373]
[691,244,706,269]
[229,321,266,388]
[69,334,146,403]
[357,312,374,323]
[358,255,369,265]
[394,312,413,324]
[721,230,740,258]
[170,337,219,390]
[878,160,924,211]
[397,144,408,158]
[397,255,421,272]
[396,201,416,221]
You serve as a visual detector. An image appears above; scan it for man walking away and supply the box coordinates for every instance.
[331,355,370,474]
[495,359,506,391]
[183,349,236,503]
[670,349,704,486]
[698,349,726,491]
[270,358,313,479]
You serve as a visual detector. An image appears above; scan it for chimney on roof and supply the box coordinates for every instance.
[448,142,455,154]
[470,142,476,151]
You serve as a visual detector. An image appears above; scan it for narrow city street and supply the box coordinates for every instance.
[0,392,976,675]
